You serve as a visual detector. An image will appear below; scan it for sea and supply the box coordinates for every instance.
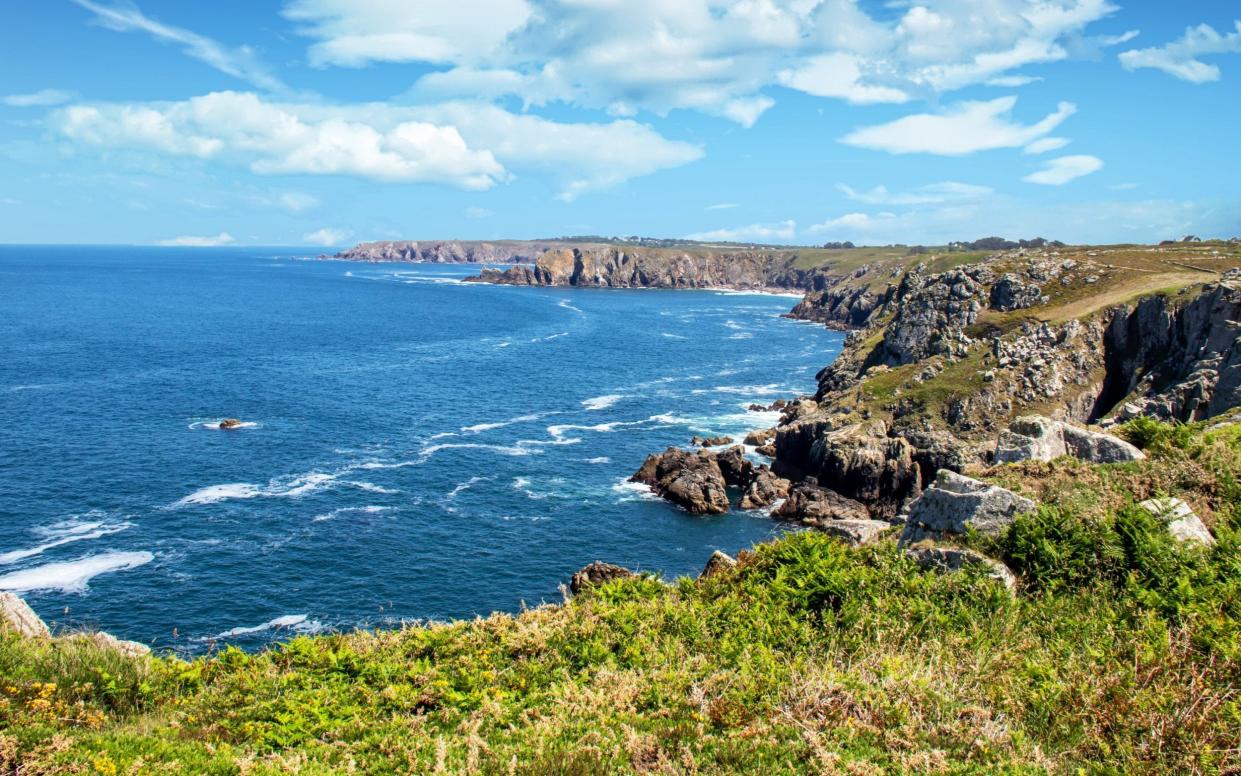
[0,246,843,653]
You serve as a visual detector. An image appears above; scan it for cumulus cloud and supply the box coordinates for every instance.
[3,89,77,107]
[157,232,235,246]
[838,181,993,206]
[1120,21,1241,83]
[285,0,1120,125]
[302,227,351,245]
[1022,154,1104,185]
[841,96,1076,156]
[72,0,287,92]
[52,92,700,198]
[686,220,797,243]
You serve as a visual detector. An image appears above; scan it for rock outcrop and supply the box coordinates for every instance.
[819,519,892,547]
[994,416,1145,464]
[699,551,738,579]
[570,562,635,594]
[632,447,731,515]
[771,479,871,524]
[738,467,791,510]
[2,592,50,638]
[1138,497,1215,545]
[899,470,1036,545]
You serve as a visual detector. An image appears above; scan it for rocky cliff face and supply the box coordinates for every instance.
[465,246,827,291]
[335,240,557,263]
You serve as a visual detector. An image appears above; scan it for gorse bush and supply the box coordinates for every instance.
[2,420,1239,774]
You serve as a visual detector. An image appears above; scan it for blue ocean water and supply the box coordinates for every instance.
[0,246,842,652]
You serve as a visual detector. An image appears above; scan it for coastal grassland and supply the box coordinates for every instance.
[3,421,1239,775]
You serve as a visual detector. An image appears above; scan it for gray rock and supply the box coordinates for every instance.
[772,480,871,524]
[570,562,635,595]
[1138,497,1215,545]
[0,592,50,639]
[88,632,152,658]
[819,519,892,547]
[699,550,738,579]
[989,274,1042,311]
[994,415,1144,464]
[738,467,791,510]
[905,543,1017,592]
[900,470,1036,544]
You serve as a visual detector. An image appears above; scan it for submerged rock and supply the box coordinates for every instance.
[905,543,1017,592]
[1,592,50,639]
[570,562,635,595]
[1138,497,1215,545]
[900,470,1036,544]
[743,427,776,447]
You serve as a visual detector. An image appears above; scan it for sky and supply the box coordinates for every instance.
[1,0,1239,247]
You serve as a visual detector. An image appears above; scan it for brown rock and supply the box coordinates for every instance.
[570,562,635,595]
[772,480,871,524]
[691,435,734,447]
[738,467,791,509]
[632,447,730,514]
[743,427,776,446]
[1,592,50,639]
[698,550,738,579]
[219,418,243,429]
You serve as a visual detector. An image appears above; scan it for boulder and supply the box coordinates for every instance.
[772,480,871,525]
[989,274,1042,312]
[743,427,776,447]
[699,551,738,580]
[905,543,1017,592]
[994,415,1144,464]
[78,632,151,658]
[819,519,892,547]
[1060,424,1146,463]
[714,445,755,488]
[1,592,50,639]
[218,418,243,429]
[632,447,730,514]
[1138,497,1215,545]
[899,470,1036,544]
[738,467,791,510]
[691,435,733,448]
[570,562,635,595]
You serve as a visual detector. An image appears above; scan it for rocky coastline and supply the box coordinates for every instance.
[333,239,562,263]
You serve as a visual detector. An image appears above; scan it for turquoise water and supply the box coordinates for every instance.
[0,246,842,652]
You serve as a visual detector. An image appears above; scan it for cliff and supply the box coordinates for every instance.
[334,239,563,263]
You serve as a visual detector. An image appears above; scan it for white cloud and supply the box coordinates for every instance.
[808,212,887,234]
[3,89,77,107]
[1023,136,1071,154]
[158,232,235,246]
[286,0,1119,125]
[841,96,1076,156]
[52,92,700,199]
[987,75,1043,87]
[1022,154,1104,185]
[1120,22,1241,83]
[465,206,493,219]
[686,220,797,243]
[838,181,993,206]
[277,191,320,213]
[706,202,739,210]
[72,1,286,92]
[302,227,351,245]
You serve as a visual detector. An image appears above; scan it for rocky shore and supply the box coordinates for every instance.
[334,239,562,263]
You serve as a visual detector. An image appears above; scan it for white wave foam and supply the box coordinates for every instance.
[531,331,569,342]
[611,479,662,503]
[582,394,624,411]
[461,413,542,434]
[586,456,611,464]
[188,419,260,430]
[312,505,393,522]
[713,384,785,395]
[345,481,400,494]
[174,471,343,507]
[0,551,153,593]
[200,614,324,641]
[1,520,132,566]
[558,299,584,314]
[176,482,263,506]
[661,332,688,339]
[448,476,490,498]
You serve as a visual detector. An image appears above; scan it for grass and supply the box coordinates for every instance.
[3,421,1239,774]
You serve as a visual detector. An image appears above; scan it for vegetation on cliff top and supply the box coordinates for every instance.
[3,420,1238,774]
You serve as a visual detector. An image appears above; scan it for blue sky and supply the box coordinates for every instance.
[1,0,1238,247]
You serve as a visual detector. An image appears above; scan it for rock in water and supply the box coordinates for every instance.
[905,543,1017,592]
[714,445,754,488]
[899,470,1036,544]
[691,435,734,447]
[1138,497,1215,545]
[218,418,243,430]
[570,562,635,595]
[994,415,1144,464]
[738,467,791,510]
[1,592,50,638]
[772,480,871,524]
[699,551,737,579]
[632,447,730,514]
